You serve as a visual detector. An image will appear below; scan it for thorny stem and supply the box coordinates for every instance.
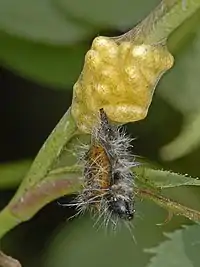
[138,188,200,222]
[0,166,82,239]
[0,163,200,240]
[118,0,200,44]
[1,164,199,238]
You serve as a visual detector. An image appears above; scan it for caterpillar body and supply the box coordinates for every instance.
[73,108,137,228]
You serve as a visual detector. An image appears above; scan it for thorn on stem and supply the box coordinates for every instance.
[156,211,174,226]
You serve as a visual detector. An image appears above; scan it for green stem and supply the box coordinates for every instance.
[48,165,82,176]
[124,0,200,44]
[0,209,21,239]
[0,166,82,239]
[10,107,78,204]
[0,107,78,239]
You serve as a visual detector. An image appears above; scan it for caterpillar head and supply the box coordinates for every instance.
[109,196,135,221]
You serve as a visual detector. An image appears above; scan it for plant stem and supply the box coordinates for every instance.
[123,0,200,44]
[0,107,78,239]
[0,209,20,239]
[138,188,200,222]
[10,107,78,204]
[0,166,82,239]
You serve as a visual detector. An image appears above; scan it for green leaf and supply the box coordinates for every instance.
[158,23,200,161]
[0,31,88,88]
[0,160,31,189]
[136,167,200,188]
[43,201,169,267]
[160,113,200,161]
[0,0,91,44]
[160,27,200,114]
[55,0,159,29]
[145,224,200,267]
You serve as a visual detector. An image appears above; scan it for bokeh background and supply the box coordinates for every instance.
[1,0,200,266]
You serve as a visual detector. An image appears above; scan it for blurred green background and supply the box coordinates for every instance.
[1,0,200,266]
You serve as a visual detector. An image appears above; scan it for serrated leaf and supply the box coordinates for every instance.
[136,167,200,188]
[55,0,159,29]
[0,0,91,44]
[0,31,87,88]
[145,224,200,267]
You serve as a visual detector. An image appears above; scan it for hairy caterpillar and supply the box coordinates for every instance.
[70,108,137,230]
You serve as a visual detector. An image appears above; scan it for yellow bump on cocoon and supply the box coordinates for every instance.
[71,36,174,133]
[91,36,118,61]
[84,50,101,70]
[132,45,148,57]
